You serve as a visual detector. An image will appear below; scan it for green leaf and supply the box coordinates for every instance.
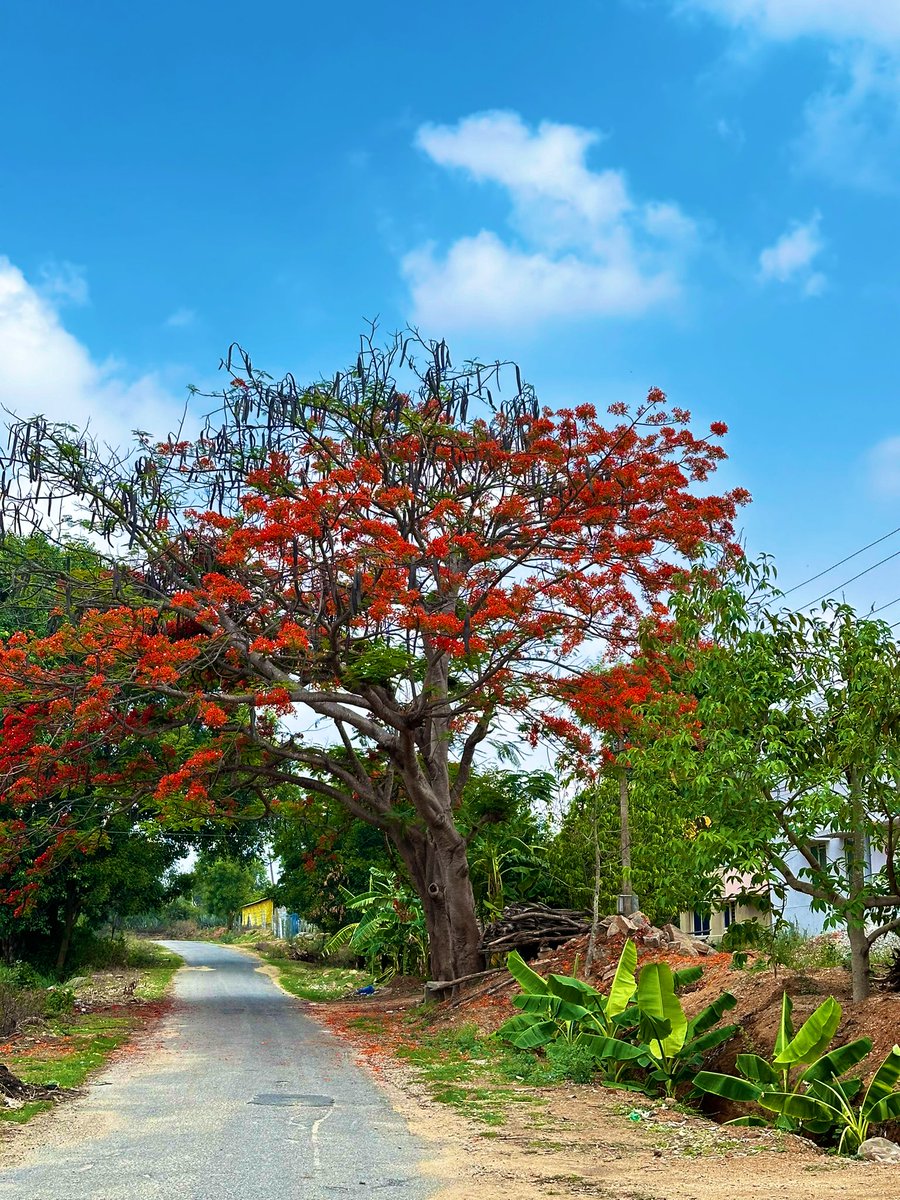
[725,1115,770,1127]
[688,991,737,1038]
[758,1091,838,1122]
[800,1037,872,1084]
[687,1023,739,1057]
[863,1045,900,1115]
[578,1033,647,1064]
[868,1091,900,1124]
[507,949,549,995]
[774,992,794,1060]
[694,1071,762,1103]
[735,1054,779,1086]
[607,939,639,1020]
[773,996,841,1066]
[547,973,603,1005]
[636,962,687,1056]
[672,965,703,992]
[510,1020,559,1049]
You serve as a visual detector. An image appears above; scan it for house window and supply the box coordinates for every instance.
[692,910,711,937]
[810,840,829,870]
[723,902,737,929]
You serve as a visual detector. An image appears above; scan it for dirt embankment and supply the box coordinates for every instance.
[319,934,900,1200]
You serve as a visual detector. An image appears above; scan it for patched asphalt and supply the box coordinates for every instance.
[0,940,436,1200]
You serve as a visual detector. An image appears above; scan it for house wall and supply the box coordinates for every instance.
[240,898,274,928]
[780,840,888,935]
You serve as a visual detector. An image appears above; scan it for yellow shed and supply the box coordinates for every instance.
[240,896,275,929]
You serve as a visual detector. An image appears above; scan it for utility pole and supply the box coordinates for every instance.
[616,736,639,916]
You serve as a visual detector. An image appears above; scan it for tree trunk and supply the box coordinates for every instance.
[847,921,870,1002]
[617,749,638,917]
[393,824,483,984]
[55,887,77,974]
[585,792,603,977]
[847,767,870,1002]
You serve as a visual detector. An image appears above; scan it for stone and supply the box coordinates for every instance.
[605,915,631,939]
[660,923,683,943]
[859,1137,900,1164]
[629,910,651,929]
[642,931,664,948]
[671,939,700,957]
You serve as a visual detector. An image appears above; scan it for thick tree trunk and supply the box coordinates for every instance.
[847,921,870,1002]
[393,824,483,984]
[55,888,77,974]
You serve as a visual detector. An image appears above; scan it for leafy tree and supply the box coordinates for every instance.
[0,334,746,979]
[633,558,900,1000]
[194,856,266,929]
[547,777,713,927]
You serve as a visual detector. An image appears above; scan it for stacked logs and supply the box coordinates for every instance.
[480,902,591,957]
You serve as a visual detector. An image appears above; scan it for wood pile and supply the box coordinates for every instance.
[480,902,592,956]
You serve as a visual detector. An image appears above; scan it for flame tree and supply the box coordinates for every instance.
[0,334,747,980]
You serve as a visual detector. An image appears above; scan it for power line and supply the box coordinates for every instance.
[783,524,900,597]
[806,544,900,608]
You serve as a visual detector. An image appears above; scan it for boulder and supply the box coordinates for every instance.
[660,923,683,943]
[629,910,651,929]
[642,931,665,949]
[859,1137,900,1164]
[605,915,632,939]
[671,939,700,957]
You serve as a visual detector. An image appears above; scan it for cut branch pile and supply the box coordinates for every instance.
[0,1062,62,1110]
[480,902,592,955]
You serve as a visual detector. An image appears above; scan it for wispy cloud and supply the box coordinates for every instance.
[0,256,178,445]
[677,2,900,192]
[37,260,90,307]
[869,435,900,497]
[165,306,196,329]
[402,111,697,331]
[757,213,826,296]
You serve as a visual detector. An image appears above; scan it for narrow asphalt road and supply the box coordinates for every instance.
[0,941,437,1200]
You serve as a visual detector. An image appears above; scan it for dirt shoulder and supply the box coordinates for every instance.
[313,980,900,1200]
[0,943,181,1144]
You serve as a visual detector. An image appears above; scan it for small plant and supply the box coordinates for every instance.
[43,986,76,1017]
[0,982,44,1038]
[695,992,871,1130]
[760,1045,900,1154]
[324,868,428,978]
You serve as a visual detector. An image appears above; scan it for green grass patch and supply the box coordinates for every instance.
[266,958,372,1002]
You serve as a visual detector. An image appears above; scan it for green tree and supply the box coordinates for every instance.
[633,558,900,1000]
[195,856,266,928]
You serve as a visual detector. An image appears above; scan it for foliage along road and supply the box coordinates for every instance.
[0,941,434,1200]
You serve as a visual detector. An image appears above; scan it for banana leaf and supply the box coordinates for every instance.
[735,1054,780,1086]
[863,1044,900,1112]
[688,991,737,1037]
[800,1037,872,1084]
[693,1071,762,1103]
[637,962,687,1056]
[547,974,604,1005]
[869,1091,900,1123]
[773,996,841,1067]
[608,938,639,1018]
[508,1019,560,1049]
[512,993,591,1022]
[758,1090,839,1122]
[507,949,549,995]
[774,992,794,1060]
[673,965,703,991]
[578,1033,647,1064]
[686,1023,739,1058]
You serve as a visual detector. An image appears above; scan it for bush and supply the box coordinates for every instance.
[544,1040,597,1084]
[43,986,75,1017]
[0,982,44,1038]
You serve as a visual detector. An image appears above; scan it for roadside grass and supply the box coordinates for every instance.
[374,1015,552,1127]
[264,957,372,1002]
[0,941,181,1127]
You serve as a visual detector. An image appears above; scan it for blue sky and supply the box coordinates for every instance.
[2,0,900,614]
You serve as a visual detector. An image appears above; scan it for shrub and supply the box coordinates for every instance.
[0,982,44,1038]
[43,986,75,1017]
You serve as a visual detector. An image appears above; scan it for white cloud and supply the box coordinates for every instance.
[681,1,900,48]
[679,2,900,191]
[757,214,826,295]
[404,111,696,331]
[0,256,179,446]
[869,435,900,497]
[165,306,196,329]
[37,260,90,307]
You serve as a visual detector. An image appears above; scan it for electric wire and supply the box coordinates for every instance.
[782,523,900,597]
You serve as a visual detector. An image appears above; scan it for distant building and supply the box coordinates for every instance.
[680,834,890,941]
[239,896,301,938]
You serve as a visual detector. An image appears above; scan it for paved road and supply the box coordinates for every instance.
[0,941,435,1200]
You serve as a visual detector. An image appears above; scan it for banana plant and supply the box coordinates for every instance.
[498,939,642,1050]
[694,993,872,1131]
[631,962,738,1097]
[758,1045,900,1153]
